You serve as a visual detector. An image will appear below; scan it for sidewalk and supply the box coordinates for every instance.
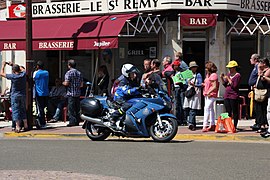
[0,117,269,142]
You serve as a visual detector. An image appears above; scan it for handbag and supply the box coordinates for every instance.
[254,88,267,102]
[184,73,197,99]
[254,75,267,102]
[215,116,236,133]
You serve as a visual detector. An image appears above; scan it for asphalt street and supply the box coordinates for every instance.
[0,139,269,179]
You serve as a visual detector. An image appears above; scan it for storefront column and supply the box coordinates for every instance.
[208,21,227,96]
[161,21,182,60]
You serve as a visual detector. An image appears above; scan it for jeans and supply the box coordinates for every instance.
[11,96,26,122]
[68,96,80,125]
[48,98,66,120]
[186,108,197,127]
[203,97,216,127]
[224,98,239,128]
[35,96,48,126]
[175,87,187,124]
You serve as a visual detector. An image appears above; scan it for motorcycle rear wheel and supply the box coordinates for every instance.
[149,117,178,142]
[85,122,111,141]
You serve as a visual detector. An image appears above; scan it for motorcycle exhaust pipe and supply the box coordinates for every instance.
[80,114,104,126]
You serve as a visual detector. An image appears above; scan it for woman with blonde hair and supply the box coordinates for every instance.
[202,61,219,132]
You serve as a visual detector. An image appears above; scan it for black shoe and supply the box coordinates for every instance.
[261,131,270,138]
[35,119,41,129]
[250,124,260,130]
[188,124,194,130]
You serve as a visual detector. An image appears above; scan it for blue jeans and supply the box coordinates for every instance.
[68,96,80,125]
[186,108,197,127]
[175,87,187,124]
[11,96,26,122]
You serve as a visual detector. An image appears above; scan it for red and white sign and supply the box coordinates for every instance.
[180,14,217,27]
[8,4,26,18]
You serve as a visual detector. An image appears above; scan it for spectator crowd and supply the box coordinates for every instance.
[1,52,270,138]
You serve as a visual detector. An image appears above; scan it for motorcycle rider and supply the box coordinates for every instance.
[108,64,141,129]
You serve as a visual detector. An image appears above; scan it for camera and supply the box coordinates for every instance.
[5,62,13,66]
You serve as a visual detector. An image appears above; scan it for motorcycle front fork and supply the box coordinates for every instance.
[156,113,164,129]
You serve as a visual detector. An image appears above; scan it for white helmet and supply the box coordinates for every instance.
[121,63,139,78]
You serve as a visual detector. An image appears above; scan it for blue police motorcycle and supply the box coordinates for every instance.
[80,89,178,142]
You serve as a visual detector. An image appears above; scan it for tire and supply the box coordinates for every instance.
[85,122,111,141]
[149,117,178,142]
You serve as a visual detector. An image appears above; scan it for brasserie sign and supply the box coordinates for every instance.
[8,0,270,18]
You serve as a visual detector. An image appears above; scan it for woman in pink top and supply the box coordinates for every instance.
[202,61,219,132]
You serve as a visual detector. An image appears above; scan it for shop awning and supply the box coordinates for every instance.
[178,14,218,44]
[180,14,217,27]
[0,14,137,51]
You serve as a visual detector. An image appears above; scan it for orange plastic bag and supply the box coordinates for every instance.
[215,116,236,133]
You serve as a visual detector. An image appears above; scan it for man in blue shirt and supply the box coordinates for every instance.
[33,61,49,129]
[248,54,260,130]
[63,59,83,127]
[0,61,28,133]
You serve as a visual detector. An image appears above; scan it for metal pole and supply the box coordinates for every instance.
[26,0,33,129]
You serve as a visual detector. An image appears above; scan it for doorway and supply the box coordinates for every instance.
[183,41,206,115]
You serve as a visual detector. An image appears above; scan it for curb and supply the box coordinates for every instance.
[3,132,270,142]
[4,132,87,139]
[173,134,270,142]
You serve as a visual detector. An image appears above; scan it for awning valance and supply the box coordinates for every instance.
[0,14,137,51]
[180,14,217,27]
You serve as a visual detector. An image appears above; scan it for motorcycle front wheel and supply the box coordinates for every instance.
[85,122,111,141]
[149,117,178,142]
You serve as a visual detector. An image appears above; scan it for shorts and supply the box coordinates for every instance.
[11,96,27,121]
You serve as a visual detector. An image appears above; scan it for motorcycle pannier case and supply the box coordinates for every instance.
[80,97,103,117]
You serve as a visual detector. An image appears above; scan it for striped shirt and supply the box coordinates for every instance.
[64,68,83,97]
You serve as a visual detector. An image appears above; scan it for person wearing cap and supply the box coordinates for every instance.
[174,52,189,125]
[172,60,187,125]
[33,61,49,129]
[174,52,189,72]
[220,60,241,129]
[183,61,202,131]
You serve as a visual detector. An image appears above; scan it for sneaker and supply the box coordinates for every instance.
[48,119,58,123]
[261,131,270,138]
